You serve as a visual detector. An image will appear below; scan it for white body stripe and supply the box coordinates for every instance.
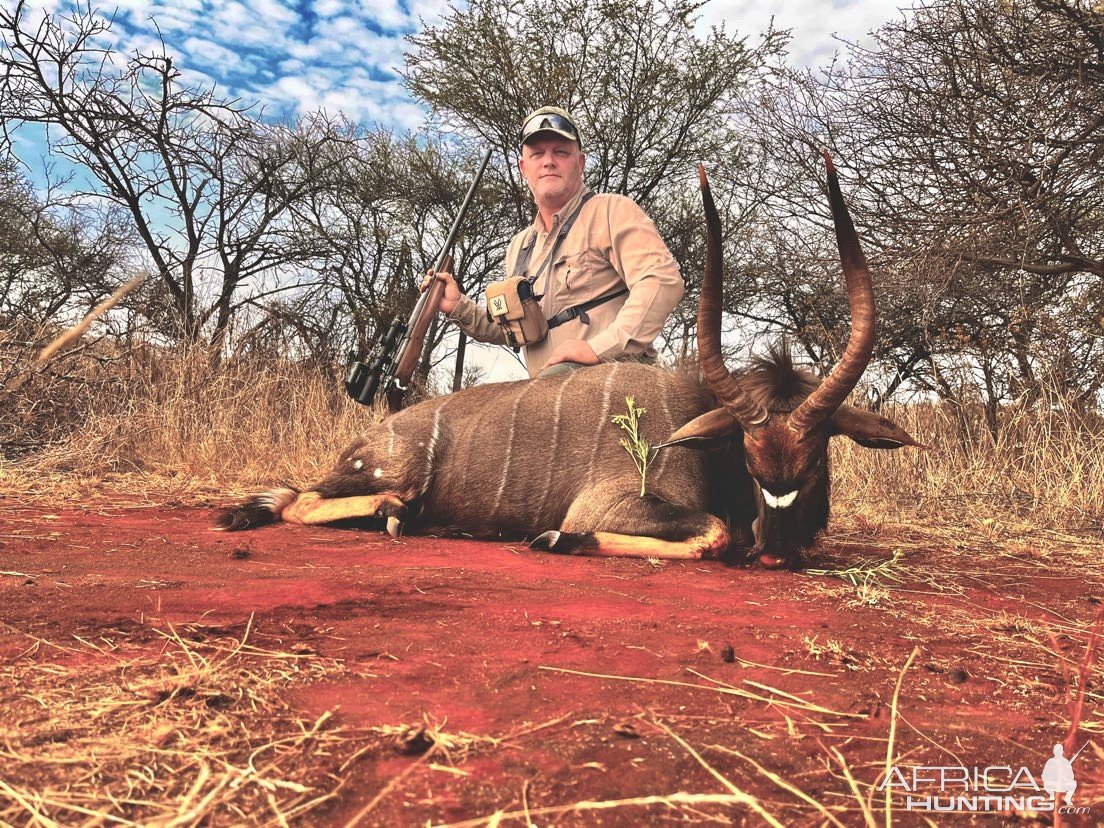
[650,384,672,483]
[420,401,445,496]
[585,363,621,485]
[533,371,575,522]
[490,384,530,516]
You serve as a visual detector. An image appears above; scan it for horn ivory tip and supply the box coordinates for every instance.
[698,163,709,190]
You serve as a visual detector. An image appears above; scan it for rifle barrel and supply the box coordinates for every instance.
[401,148,494,338]
[435,148,493,272]
[379,148,493,411]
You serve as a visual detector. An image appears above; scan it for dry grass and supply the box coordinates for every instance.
[831,400,1104,533]
[3,349,1101,537]
[1,350,380,503]
[0,618,350,826]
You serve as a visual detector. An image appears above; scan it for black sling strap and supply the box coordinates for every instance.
[510,190,627,328]
[511,191,596,282]
[547,287,629,329]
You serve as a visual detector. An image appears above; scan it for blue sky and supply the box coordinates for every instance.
[12,0,909,381]
[17,0,907,136]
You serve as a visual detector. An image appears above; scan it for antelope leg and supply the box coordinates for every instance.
[281,491,407,526]
[531,525,728,559]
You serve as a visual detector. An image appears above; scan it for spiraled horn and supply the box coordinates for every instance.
[697,164,768,430]
[788,152,876,436]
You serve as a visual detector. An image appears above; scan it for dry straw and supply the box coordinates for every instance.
[4,349,1102,537]
[0,617,349,826]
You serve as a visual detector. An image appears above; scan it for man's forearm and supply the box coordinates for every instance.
[446,294,509,346]
[588,270,685,359]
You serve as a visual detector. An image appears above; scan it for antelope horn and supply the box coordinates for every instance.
[697,165,768,431]
[788,152,876,436]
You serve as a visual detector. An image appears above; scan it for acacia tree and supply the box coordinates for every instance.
[404,0,783,364]
[270,132,517,390]
[0,157,133,455]
[0,156,129,334]
[0,1,352,347]
[848,0,1104,415]
[734,0,1104,432]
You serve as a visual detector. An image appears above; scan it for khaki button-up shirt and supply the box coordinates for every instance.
[447,183,684,378]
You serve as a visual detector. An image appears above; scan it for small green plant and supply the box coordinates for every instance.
[612,396,656,497]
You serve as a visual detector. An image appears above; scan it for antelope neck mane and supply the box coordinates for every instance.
[737,342,820,413]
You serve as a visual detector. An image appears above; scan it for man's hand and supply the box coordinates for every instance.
[420,269,462,314]
[540,339,600,371]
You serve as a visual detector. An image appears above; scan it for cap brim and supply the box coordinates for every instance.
[522,128,579,145]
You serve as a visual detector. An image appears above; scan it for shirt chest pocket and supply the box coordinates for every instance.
[551,247,604,298]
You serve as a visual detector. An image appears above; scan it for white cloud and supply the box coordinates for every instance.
[406,0,452,26]
[259,68,424,127]
[311,16,409,68]
[698,0,905,66]
[181,36,245,72]
[206,0,296,49]
[357,0,411,30]
[313,0,347,18]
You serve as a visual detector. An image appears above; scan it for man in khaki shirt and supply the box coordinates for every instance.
[425,106,685,379]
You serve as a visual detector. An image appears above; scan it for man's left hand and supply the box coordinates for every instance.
[540,339,600,371]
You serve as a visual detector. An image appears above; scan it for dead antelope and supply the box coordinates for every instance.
[216,153,921,569]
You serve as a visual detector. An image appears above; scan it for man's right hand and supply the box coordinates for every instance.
[420,269,462,314]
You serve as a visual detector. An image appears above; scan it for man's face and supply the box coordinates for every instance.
[519,136,585,207]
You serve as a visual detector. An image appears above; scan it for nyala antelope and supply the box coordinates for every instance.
[216,153,921,569]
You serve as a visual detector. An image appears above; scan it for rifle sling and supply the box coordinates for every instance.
[547,287,629,329]
[511,190,627,328]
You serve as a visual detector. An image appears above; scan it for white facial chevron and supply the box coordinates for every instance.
[762,488,798,510]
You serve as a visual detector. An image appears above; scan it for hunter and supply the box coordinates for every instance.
[423,106,685,378]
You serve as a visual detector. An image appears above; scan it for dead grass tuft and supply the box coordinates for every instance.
[832,400,1104,533]
[0,618,348,826]
[2,351,384,503]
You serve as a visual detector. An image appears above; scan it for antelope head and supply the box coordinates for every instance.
[669,154,922,569]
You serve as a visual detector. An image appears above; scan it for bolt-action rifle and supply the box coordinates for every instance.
[345,148,492,412]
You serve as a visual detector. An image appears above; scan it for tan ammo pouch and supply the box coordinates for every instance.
[485,276,548,348]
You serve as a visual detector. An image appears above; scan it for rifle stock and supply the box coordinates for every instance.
[345,149,492,410]
[385,253,453,411]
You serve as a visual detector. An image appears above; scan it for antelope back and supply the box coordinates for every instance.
[324,362,718,537]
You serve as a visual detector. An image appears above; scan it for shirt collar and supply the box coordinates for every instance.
[533,181,589,235]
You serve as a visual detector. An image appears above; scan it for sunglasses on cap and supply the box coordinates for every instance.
[520,112,580,146]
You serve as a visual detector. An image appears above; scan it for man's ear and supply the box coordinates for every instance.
[828,405,926,449]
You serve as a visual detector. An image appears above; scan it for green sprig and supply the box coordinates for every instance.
[611,396,657,497]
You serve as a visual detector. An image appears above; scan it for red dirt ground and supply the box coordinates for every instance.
[1,500,1101,826]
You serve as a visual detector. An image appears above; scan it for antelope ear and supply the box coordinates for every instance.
[658,408,740,449]
[828,405,926,449]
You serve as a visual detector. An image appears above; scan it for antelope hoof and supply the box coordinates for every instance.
[532,530,591,554]
[530,531,597,555]
[757,551,801,570]
[530,531,563,552]
[386,516,403,538]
